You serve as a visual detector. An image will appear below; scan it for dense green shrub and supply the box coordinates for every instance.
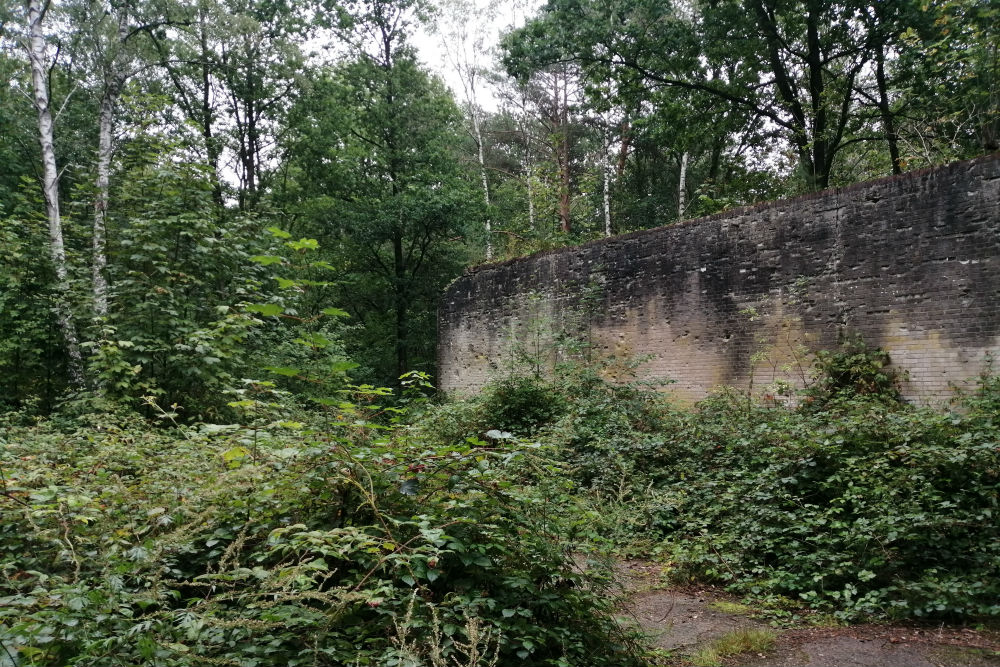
[480,374,567,436]
[0,409,641,666]
[654,389,1000,619]
[803,333,904,407]
[423,351,1000,622]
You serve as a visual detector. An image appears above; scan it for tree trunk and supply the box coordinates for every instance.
[93,89,115,319]
[603,126,612,237]
[393,230,407,378]
[27,0,85,386]
[200,7,223,206]
[93,10,130,319]
[751,0,830,189]
[471,106,492,260]
[677,150,688,220]
[616,118,631,179]
[519,90,536,231]
[874,47,902,175]
[526,168,536,231]
[556,70,571,233]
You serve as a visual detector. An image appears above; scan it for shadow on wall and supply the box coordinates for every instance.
[438,154,1000,404]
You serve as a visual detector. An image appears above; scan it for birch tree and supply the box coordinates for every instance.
[436,0,497,259]
[82,0,133,318]
[24,0,85,386]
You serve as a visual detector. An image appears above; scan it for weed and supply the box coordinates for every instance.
[708,601,755,616]
[688,628,777,667]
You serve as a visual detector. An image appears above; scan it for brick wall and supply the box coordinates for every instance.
[438,154,1000,404]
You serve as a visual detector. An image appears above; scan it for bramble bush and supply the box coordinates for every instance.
[655,381,1000,620]
[0,397,642,666]
[420,339,1000,622]
[5,329,998,667]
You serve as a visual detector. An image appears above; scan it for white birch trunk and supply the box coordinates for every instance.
[92,12,130,319]
[472,109,492,260]
[678,150,689,220]
[27,0,85,387]
[526,170,536,231]
[93,89,116,318]
[519,90,536,231]
[603,127,612,237]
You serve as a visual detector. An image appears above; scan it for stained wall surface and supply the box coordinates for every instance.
[438,155,1000,403]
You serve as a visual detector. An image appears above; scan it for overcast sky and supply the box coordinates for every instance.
[412,0,541,109]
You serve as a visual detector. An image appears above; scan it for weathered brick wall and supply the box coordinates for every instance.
[438,155,1000,404]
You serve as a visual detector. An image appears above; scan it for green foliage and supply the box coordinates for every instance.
[0,55,36,217]
[78,145,357,419]
[480,375,566,436]
[655,386,1000,620]
[419,358,675,552]
[804,333,904,407]
[0,214,68,413]
[0,402,642,666]
[277,48,481,385]
[426,348,1000,622]
[898,0,1000,163]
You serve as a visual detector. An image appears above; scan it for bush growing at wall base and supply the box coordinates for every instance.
[419,350,1000,622]
[802,332,905,408]
[655,387,1000,620]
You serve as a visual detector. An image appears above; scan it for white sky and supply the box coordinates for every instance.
[411,0,542,110]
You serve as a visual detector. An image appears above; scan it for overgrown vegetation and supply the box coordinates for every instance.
[2,0,998,662]
[423,339,1000,623]
[0,396,642,666]
[3,320,999,665]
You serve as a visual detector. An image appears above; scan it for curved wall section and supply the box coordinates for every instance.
[438,155,1000,404]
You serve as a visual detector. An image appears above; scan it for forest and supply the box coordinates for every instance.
[0,0,998,664]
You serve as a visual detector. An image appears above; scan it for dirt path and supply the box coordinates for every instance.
[612,560,1000,667]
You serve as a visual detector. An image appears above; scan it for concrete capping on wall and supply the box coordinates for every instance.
[438,153,1000,404]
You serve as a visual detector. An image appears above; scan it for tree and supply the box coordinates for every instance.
[504,0,894,190]
[0,53,36,215]
[279,0,480,382]
[68,0,175,318]
[503,61,598,235]
[22,0,86,386]
[435,0,499,259]
[147,0,310,210]
[896,0,999,165]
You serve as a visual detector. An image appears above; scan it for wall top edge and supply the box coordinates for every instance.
[457,151,1000,280]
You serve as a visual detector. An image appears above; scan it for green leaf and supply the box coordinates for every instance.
[285,238,319,251]
[321,307,350,318]
[223,447,250,464]
[330,361,360,373]
[310,260,336,271]
[311,397,340,406]
[293,333,331,348]
[250,255,284,266]
[245,303,284,317]
[264,366,302,377]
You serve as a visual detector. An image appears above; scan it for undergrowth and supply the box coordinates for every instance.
[424,339,1000,623]
[3,335,999,666]
[0,397,642,666]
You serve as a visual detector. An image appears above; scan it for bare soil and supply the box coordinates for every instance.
[610,559,1000,667]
